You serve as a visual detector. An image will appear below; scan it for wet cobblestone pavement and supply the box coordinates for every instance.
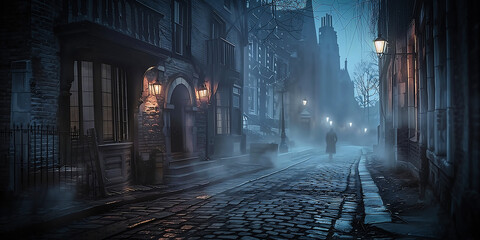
[30,145,364,239]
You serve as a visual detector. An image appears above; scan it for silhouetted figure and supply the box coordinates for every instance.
[326,128,337,159]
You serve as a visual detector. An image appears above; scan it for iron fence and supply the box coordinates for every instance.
[0,125,101,198]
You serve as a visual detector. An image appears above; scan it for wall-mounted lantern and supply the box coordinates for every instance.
[197,82,210,106]
[197,83,209,103]
[144,66,164,96]
[374,35,387,57]
[149,80,162,96]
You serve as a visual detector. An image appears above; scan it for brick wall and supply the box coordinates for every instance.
[137,95,166,158]
[30,0,61,125]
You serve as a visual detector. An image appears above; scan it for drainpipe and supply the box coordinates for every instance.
[445,0,455,168]
[425,4,435,152]
[433,0,446,157]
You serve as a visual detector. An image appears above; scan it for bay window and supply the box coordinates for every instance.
[70,61,129,142]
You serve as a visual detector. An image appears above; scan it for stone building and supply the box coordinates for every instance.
[0,0,247,193]
[375,0,480,237]
[244,0,281,136]
[244,0,319,143]
[244,1,359,145]
[315,13,359,141]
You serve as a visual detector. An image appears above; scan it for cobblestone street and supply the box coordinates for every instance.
[30,145,363,239]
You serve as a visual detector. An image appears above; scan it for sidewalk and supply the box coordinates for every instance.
[363,152,449,239]
[0,147,314,236]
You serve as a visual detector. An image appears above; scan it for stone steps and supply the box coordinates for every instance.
[165,153,223,183]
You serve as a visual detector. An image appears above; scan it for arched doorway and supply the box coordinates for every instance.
[170,84,190,153]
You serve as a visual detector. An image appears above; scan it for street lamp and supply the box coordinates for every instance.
[329,121,333,126]
[279,89,288,153]
[326,117,329,122]
[197,82,211,160]
[302,98,307,106]
[374,35,387,57]
[349,122,353,127]
[364,128,368,133]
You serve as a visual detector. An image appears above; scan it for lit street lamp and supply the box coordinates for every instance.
[197,82,212,160]
[374,35,387,57]
[302,98,307,106]
[364,128,368,133]
[329,121,333,126]
[349,122,353,127]
[326,117,329,122]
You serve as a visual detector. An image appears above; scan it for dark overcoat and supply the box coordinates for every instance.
[326,131,337,154]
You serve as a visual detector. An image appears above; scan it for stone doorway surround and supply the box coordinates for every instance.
[164,77,197,155]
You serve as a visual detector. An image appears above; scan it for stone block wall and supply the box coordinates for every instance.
[30,0,61,126]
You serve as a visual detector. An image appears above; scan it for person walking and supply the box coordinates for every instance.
[326,128,337,159]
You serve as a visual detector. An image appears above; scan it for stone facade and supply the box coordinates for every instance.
[376,0,480,237]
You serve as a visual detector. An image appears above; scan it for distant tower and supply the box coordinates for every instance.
[317,13,342,124]
[318,14,340,71]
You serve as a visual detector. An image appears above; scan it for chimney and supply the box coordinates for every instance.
[345,58,348,70]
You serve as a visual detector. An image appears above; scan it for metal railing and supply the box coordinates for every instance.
[207,38,235,70]
[61,0,164,47]
[0,125,101,198]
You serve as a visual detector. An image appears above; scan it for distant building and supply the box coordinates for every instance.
[316,14,359,136]
[244,1,359,145]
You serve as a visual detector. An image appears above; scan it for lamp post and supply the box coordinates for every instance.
[279,89,288,153]
[302,98,307,106]
[197,83,211,160]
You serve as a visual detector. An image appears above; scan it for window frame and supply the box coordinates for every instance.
[173,0,189,56]
[215,86,231,135]
[70,61,129,143]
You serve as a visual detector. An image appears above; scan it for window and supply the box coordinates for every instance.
[233,86,240,108]
[102,64,113,140]
[101,64,129,141]
[174,0,187,55]
[216,87,230,134]
[253,41,258,61]
[70,61,129,142]
[211,15,225,39]
[248,76,256,114]
[70,61,94,134]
